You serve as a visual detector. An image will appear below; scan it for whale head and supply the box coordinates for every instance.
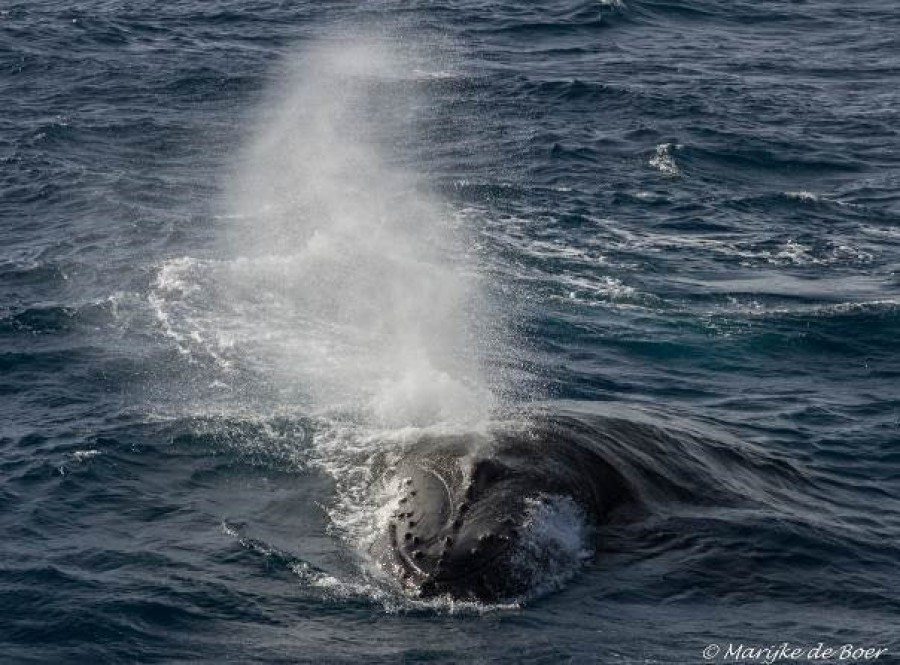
[385,456,533,600]
[378,425,635,602]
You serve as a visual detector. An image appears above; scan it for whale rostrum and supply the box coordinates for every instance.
[376,423,636,601]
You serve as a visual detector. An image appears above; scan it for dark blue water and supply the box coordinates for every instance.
[2,1,899,663]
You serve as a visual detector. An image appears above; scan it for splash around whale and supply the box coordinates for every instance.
[370,414,642,602]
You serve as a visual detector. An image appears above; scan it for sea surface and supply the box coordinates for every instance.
[2,1,899,663]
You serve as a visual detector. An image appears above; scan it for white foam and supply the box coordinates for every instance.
[560,273,635,299]
[510,494,594,597]
[72,449,101,462]
[771,239,816,265]
[148,256,237,368]
[714,297,900,320]
[595,225,874,269]
[649,143,681,176]
[784,190,822,202]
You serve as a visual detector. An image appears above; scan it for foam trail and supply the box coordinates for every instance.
[222,37,495,429]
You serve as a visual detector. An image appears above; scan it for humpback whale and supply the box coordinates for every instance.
[376,417,637,601]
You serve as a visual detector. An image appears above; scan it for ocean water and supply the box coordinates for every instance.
[2,1,899,663]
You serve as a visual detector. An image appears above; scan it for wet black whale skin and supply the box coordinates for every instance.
[379,423,636,601]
